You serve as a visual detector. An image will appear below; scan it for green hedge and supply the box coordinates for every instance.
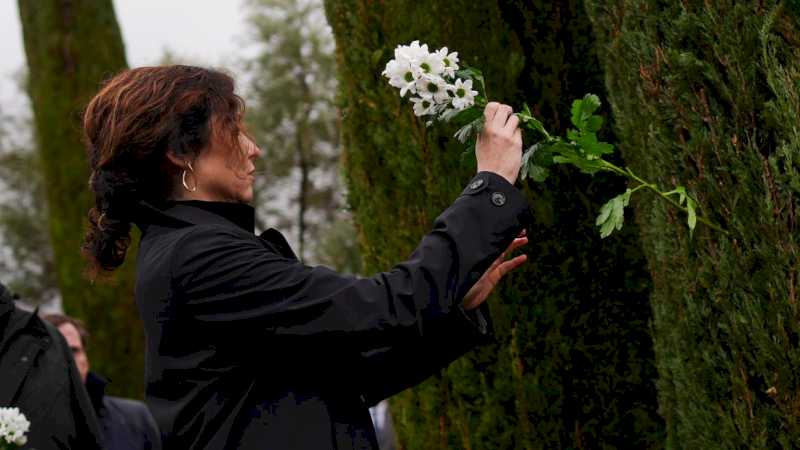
[324,1,663,447]
[586,1,800,447]
[18,0,143,398]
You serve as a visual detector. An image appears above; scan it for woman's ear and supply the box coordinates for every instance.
[165,150,186,169]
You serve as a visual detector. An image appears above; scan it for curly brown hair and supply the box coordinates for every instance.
[82,65,246,274]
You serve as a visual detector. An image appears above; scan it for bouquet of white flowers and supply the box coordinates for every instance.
[0,408,29,449]
[383,41,727,238]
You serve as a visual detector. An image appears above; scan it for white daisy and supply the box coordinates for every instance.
[416,74,451,105]
[436,47,459,78]
[410,97,436,116]
[450,78,478,110]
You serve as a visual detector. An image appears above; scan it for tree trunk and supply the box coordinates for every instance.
[17,0,143,398]
[324,1,663,447]
[586,1,800,447]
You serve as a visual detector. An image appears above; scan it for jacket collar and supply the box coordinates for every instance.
[85,372,108,414]
[136,200,254,234]
[0,286,14,323]
[136,200,299,260]
[164,200,255,233]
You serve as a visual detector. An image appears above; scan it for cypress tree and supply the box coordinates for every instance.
[586,1,800,447]
[324,1,663,447]
[17,0,142,397]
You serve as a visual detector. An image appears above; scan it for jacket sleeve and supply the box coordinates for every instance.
[171,171,531,352]
[355,301,495,406]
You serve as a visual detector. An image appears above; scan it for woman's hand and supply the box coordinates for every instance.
[462,230,529,311]
[476,102,523,184]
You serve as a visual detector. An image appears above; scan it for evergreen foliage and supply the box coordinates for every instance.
[0,109,58,304]
[324,1,663,447]
[17,0,143,397]
[243,0,362,272]
[586,1,800,447]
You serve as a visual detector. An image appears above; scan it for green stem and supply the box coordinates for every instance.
[628,183,649,195]
[520,119,552,141]
[599,160,729,235]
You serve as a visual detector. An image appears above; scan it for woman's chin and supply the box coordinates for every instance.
[238,189,254,205]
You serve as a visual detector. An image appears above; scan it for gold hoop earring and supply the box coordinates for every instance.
[182,162,197,192]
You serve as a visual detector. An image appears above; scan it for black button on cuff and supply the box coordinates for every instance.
[462,175,489,196]
[491,192,507,206]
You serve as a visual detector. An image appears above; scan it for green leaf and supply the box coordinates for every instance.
[570,99,584,129]
[454,116,484,143]
[521,143,550,182]
[522,103,533,117]
[553,151,604,174]
[516,103,550,139]
[664,186,687,205]
[371,48,387,68]
[521,143,537,176]
[686,197,697,236]
[577,133,614,157]
[586,115,603,133]
[530,165,549,182]
[581,94,602,115]
[566,129,580,141]
[570,94,602,130]
[441,105,482,124]
[596,189,631,238]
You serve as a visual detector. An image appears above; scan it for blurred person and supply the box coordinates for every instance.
[43,313,161,450]
[0,282,103,449]
[81,65,531,449]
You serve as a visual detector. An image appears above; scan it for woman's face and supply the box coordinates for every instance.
[183,131,262,204]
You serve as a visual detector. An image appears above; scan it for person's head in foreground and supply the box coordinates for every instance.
[82,65,261,275]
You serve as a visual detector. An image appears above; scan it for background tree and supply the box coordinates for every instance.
[586,1,800,447]
[0,104,58,305]
[244,0,357,267]
[17,0,143,397]
[325,1,663,448]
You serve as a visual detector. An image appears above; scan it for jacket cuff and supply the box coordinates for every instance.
[452,303,495,345]
[460,171,533,228]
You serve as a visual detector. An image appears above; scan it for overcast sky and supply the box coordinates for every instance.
[0,0,250,115]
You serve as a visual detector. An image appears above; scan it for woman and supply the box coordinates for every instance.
[82,65,531,449]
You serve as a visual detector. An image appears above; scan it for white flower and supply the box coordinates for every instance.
[416,74,451,105]
[395,40,429,65]
[0,407,30,447]
[383,59,418,96]
[410,96,435,116]
[450,78,478,110]
[415,51,445,77]
[436,47,459,78]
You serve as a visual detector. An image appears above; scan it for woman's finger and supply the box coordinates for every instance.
[504,236,529,255]
[504,114,520,133]
[492,104,513,129]
[497,254,528,278]
[484,102,500,123]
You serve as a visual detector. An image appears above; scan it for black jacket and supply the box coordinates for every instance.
[86,372,162,450]
[134,171,531,449]
[0,286,103,450]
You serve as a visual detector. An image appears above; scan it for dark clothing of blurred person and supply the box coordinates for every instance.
[86,372,162,450]
[0,282,103,450]
[44,314,162,450]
